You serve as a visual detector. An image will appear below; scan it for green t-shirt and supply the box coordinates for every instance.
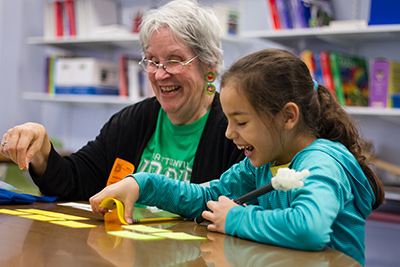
[137,108,209,182]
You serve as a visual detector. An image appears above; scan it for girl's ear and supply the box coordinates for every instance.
[282,102,299,131]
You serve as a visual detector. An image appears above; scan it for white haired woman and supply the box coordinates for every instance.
[0,0,243,200]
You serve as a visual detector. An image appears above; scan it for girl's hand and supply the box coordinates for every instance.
[89,177,140,224]
[202,196,238,233]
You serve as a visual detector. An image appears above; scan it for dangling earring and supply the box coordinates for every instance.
[205,71,216,95]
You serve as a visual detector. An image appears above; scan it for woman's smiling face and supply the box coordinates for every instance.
[145,27,210,125]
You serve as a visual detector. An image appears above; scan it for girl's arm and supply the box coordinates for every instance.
[225,158,347,251]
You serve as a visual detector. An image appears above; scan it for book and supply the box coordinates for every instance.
[213,4,240,35]
[64,0,76,36]
[126,58,144,100]
[267,0,282,30]
[44,2,55,38]
[329,52,369,106]
[119,56,128,97]
[369,0,400,25]
[318,51,336,97]
[300,50,316,79]
[313,52,324,85]
[275,0,292,29]
[287,0,310,29]
[369,58,400,108]
[55,1,64,37]
[44,0,76,38]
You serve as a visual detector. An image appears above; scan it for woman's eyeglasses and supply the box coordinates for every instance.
[139,55,198,74]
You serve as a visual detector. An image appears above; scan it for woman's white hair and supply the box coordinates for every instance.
[139,0,224,76]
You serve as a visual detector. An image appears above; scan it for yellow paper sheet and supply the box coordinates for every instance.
[49,220,97,228]
[0,209,29,216]
[99,198,128,225]
[122,224,172,233]
[108,231,165,240]
[152,232,207,241]
[19,214,65,221]
[16,208,89,220]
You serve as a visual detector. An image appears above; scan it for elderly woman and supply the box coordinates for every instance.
[0,0,243,200]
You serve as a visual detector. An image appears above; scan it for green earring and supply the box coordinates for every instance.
[205,71,216,95]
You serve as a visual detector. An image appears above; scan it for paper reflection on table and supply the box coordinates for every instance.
[88,209,360,267]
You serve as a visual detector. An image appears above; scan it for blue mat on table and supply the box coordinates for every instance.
[0,188,58,204]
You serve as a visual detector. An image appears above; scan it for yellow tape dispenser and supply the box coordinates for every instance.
[99,197,129,225]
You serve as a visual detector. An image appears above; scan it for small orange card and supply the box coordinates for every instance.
[106,158,135,186]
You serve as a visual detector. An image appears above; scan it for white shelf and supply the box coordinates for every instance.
[22,92,144,105]
[345,106,400,116]
[22,92,400,116]
[27,35,244,51]
[27,34,142,50]
[241,24,400,47]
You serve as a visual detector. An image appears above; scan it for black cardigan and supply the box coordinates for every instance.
[31,94,244,200]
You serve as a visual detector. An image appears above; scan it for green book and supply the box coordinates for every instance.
[329,52,345,105]
[329,51,369,106]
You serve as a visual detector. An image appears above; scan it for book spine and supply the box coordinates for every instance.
[300,50,315,79]
[328,52,345,105]
[313,52,324,85]
[369,59,390,108]
[127,58,142,100]
[354,57,369,107]
[119,55,128,97]
[319,51,336,97]
[267,0,282,30]
[388,61,400,107]
[44,57,50,93]
[55,1,64,37]
[275,0,292,29]
[65,0,76,36]
[287,0,308,29]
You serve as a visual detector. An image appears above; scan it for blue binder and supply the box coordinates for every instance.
[369,0,400,25]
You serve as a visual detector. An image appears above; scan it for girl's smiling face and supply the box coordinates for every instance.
[220,82,284,167]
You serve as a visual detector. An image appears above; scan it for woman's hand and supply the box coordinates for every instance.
[202,196,238,234]
[1,122,51,174]
[89,177,140,224]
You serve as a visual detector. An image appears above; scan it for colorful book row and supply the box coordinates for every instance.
[300,50,400,108]
[266,0,334,30]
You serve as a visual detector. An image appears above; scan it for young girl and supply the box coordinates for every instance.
[90,49,384,265]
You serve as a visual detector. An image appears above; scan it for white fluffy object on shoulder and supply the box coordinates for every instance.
[271,168,309,192]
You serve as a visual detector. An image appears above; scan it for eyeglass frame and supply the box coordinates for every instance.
[139,55,198,74]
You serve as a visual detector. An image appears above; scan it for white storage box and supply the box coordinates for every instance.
[54,57,119,95]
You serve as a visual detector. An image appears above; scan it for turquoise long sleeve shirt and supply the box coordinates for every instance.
[132,139,375,265]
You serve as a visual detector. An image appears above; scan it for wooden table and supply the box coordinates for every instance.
[0,202,361,267]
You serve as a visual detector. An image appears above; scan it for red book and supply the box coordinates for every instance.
[267,0,282,30]
[119,56,128,97]
[319,51,336,97]
[55,1,64,37]
[64,0,76,36]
